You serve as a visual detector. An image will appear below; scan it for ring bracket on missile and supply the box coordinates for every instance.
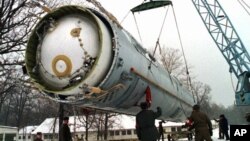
[52,55,72,77]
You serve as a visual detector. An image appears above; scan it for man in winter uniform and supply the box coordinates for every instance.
[214,116,224,139]
[158,120,165,141]
[136,102,162,141]
[219,114,230,140]
[189,104,212,141]
[59,116,72,141]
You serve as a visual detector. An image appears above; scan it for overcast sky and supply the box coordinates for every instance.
[95,0,250,107]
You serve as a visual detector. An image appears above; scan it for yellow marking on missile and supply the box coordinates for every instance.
[70,28,81,37]
[52,55,72,77]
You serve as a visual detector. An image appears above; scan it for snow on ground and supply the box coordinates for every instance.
[178,128,227,141]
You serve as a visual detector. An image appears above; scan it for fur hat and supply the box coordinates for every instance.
[193,104,200,110]
[140,102,148,110]
[63,116,69,120]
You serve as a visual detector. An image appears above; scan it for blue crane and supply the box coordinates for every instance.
[190,0,250,105]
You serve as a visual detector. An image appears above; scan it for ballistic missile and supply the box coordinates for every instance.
[25,5,195,121]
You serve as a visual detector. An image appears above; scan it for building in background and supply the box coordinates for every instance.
[0,125,17,141]
[17,126,37,141]
[24,115,186,141]
[12,115,217,141]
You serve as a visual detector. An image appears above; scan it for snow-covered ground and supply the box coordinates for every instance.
[178,128,228,141]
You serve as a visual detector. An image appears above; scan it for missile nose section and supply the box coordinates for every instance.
[25,6,113,95]
[26,5,195,120]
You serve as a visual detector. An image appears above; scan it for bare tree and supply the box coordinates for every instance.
[0,69,16,112]
[191,81,212,114]
[0,73,32,127]
[91,112,120,140]
[157,47,214,108]
[0,0,63,127]
[0,0,35,67]
[0,0,39,121]
[159,47,185,77]
[152,46,194,88]
[0,0,63,70]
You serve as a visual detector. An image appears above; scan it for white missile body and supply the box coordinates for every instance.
[26,5,195,121]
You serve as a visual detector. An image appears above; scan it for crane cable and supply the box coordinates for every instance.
[130,0,147,44]
[132,14,144,44]
[152,5,170,55]
[149,5,170,69]
[131,4,171,68]
[120,10,131,24]
[230,72,236,93]
[171,5,196,104]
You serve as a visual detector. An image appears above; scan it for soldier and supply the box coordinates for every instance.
[136,102,162,141]
[219,114,230,140]
[214,116,224,139]
[188,104,212,141]
[59,117,72,141]
[167,134,171,141]
[34,132,43,141]
[158,120,165,141]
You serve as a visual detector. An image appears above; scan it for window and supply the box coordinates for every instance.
[127,130,131,135]
[5,134,16,141]
[171,127,176,132]
[177,127,182,132]
[122,130,126,135]
[48,134,53,139]
[44,134,49,139]
[44,134,54,139]
[110,131,114,136]
[0,134,3,141]
[115,131,120,136]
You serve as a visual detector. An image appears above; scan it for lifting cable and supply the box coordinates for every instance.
[230,72,236,93]
[130,0,147,44]
[132,13,144,44]
[152,5,170,56]
[131,2,171,68]
[149,5,170,69]
[171,6,196,104]
[120,10,131,24]
[130,0,173,49]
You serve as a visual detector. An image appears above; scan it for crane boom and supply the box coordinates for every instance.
[190,0,250,105]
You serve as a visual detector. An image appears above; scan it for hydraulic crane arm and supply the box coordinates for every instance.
[190,0,250,105]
